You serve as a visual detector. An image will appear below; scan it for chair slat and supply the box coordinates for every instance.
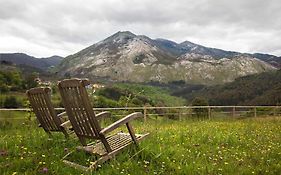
[37,93,51,129]
[58,79,100,140]
[43,91,60,130]
[71,87,89,136]
[33,93,52,130]
[26,87,68,138]
[67,88,83,134]
[38,93,56,130]
[59,86,89,142]
[29,93,48,130]
[74,87,91,136]
[75,86,96,137]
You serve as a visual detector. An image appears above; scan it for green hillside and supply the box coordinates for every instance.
[93,83,186,108]
[175,70,281,105]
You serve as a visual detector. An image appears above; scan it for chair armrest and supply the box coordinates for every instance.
[96,111,111,120]
[99,112,143,135]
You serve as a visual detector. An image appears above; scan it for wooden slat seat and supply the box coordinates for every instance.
[58,78,149,171]
[78,133,149,156]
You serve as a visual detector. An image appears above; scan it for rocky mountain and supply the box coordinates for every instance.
[250,53,281,68]
[58,31,278,85]
[0,53,63,70]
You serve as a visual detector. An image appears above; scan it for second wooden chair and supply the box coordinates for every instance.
[27,87,72,138]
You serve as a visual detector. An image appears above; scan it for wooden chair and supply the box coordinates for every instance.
[26,87,71,138]
[58,78,149,171]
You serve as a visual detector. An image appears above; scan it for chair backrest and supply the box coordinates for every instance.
[27,87,62,132]
[58,79,101,140]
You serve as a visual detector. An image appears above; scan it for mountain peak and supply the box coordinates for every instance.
[180,40,198,48]
[111,31,136,38]
[103,31,136,44]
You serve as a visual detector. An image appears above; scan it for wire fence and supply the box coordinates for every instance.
[1,106,280,122]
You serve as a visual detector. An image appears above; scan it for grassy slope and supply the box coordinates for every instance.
[0,113,280,175]
[114,83,186,106]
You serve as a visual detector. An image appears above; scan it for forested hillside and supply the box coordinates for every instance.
[93,83,186,108]
[0,53,62,70]
[175,70,281,105]
[0,63,39,93]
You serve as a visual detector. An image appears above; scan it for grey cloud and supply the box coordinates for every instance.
[0,0,280,57]
[0,0,28,19]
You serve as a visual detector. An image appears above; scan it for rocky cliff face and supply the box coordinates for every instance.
[58,31,276,85]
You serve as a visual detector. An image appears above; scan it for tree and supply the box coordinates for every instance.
[0,73,9,92]
[24,72,38,89]
[4,96,20,108]
[191,97,209,120]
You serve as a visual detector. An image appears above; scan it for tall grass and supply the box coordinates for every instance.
[0,112,280,174]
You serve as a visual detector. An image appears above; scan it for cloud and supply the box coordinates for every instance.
[0,0,280,57]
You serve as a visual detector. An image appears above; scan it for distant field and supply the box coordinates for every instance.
[0,112,280,174]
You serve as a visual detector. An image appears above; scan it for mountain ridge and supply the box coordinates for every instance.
[0,53,63,70]
[57,31,278,85]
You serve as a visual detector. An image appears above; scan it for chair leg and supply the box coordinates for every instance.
[99,134,112,153]
[78,137,87,146]
[62,129,69,139]
[126,122,138,145]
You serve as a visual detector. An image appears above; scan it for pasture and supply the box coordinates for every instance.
[0,111,281,174]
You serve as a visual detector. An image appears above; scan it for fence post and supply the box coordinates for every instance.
[178,108,182,121]
[232,107,235,118]
[28,108,32,121]
[273,106,277,116]
[254,107,257,117]
[143,106,147,122]
[208,107,211,120]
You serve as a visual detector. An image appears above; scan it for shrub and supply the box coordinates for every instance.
[0,83,9,93]
[191,97,209,120]
[98,87,126,101]
[4,96,21,108]
[93,96,120,108]
[166,108,180,120]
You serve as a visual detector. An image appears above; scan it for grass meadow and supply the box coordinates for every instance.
[0,111,281,174]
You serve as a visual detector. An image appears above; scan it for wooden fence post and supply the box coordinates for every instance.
[254,107,257,117]
[28,108,32,121]
[232,107,235,118]
[273,106,277,116]
[178,108,182,121]
[208,107,211,120]
[143,106,147,122]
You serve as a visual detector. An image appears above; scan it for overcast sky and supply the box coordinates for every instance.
[0,0,281,57]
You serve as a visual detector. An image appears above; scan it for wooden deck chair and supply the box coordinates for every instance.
[26,87,71,138]
[58,78,149,171]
